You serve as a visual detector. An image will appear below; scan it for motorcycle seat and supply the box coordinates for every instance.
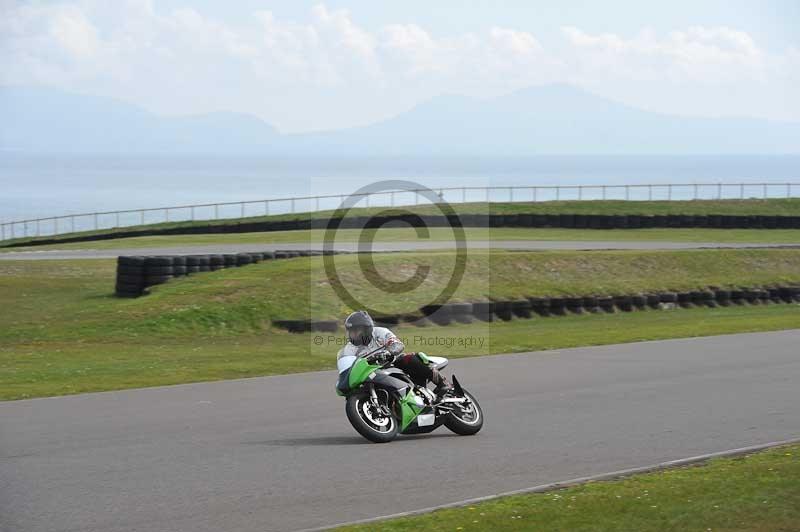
[428,356,448,370]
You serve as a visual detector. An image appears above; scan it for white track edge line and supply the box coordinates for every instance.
[295,437,800,532]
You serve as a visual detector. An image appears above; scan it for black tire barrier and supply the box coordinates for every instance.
[450,302,474,324]
[767,287,783,303]
[755,289,771,304]
[145,275,173,285]
[209,254,224,265]
[114,289,142,298]
[597,296,615,313]
[236,253,253,266]
[115,281,143,292]
[187,266,201,274]
[173,266,188,276]
[270,282,800,330]
[144,266,174,276]
[223,254,237,267]
[564,297,583,314]
[744,289,760,305]
[274,251,290,259]
[118,256,145,267]
[249,253,264,263]
[172,256,186,266]
[185,255,202,266]
[583,295,601,313]
[613,295,633,312]
[144,256,173,267]
[116,274,144,285]
[493,300,514,321]
[659,292,678,304]
[472,301,494,322]
[789,287,800,301]
[527,297,549,316]
[117,265,144,276]
[714,289,731,306]
[779,286,800,302]
[421,304,452,326]
[549,297,567,316]
[262,251,276,260]
[272,319,312,333]
[730,290,745,305]
[699,291,716,307]
[511,299,532,319]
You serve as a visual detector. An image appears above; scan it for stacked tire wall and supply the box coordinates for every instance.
[14,212,800,248]
[271,285,800,332]
[114,250,324,298]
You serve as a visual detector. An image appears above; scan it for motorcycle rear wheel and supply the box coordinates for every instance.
[444,389,483,436]
[345,393,399,443]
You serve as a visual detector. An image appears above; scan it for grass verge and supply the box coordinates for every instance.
[2,227,799,252]
[4,198,800,248]
[2,305,799,401]
[335,443,800,532]
[2,251,799,400]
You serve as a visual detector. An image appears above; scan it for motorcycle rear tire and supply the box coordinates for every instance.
[345,393,399,443]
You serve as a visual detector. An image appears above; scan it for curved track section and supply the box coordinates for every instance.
[1,330,799,532]
[1,240,798,260]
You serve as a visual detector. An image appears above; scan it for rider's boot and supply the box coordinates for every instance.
[431,368,452,398]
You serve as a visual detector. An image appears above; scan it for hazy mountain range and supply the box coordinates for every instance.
[2,85,798,155]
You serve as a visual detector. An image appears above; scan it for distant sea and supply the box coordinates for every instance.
[1,154,799,222]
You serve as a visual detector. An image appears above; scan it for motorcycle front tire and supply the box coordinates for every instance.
[345,393,399,443]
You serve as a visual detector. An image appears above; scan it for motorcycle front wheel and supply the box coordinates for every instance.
[345,392,399,443]
[444,389,484,436]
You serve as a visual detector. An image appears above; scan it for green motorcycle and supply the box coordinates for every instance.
[335,346,484,443]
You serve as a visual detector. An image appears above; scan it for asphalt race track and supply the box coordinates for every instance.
[1,330,799,532]
[1,240,798,260]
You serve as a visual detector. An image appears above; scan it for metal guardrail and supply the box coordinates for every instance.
[1,182,798,242]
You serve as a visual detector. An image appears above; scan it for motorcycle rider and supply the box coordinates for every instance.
[337,310,452,397]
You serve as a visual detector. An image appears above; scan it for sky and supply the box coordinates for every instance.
[1,0,798,133]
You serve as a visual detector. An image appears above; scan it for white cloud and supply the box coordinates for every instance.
[561,25,768,83]
[0,1,797,130]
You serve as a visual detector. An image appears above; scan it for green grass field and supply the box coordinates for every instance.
[3,227,799,252]
[336,444,800,532]
[2,250,799,400]
[4,198,799,248]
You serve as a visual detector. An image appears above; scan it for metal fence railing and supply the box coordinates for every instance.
[1,182,798,242]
